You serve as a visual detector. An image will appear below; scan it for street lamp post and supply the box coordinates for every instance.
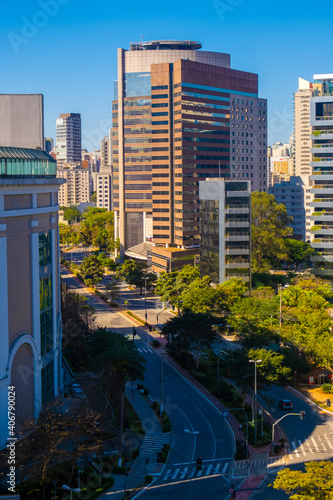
[184,429,199,500]
[78,470,83,500]
[160,355,164,417]
[62,485,81,500]
[143,277,148,325]
[249,359,262,444]
[213,324,223,386]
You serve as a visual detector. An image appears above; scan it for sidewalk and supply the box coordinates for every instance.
[98,385,165,499]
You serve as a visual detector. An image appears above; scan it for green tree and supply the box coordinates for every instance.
[162,311,215,368]
[117,259,156,293]
[79,254,104,286]
[86,328,146,414]
[251,191,293,272]
[285,238,314,269]
[61,205,82,224]
[180,276,218,313]
[273,461,333,499]
[81,207,115,251]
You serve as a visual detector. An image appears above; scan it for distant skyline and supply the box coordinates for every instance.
[1,0,332,150]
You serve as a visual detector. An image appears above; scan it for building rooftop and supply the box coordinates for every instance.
[0,146,57,177]
[129,40,202,51]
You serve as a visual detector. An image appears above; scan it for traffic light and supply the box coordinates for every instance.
[300,411,305,420]
[196,457,203,471]
[327,399,331,407]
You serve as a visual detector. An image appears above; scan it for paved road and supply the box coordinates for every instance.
[61,267,237,499]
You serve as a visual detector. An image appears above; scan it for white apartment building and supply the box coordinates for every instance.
[57,164,90,207]
[293,78,313,176]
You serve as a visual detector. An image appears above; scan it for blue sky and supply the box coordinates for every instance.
[1,0,332,150]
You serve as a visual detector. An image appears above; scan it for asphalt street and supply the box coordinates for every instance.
[61,266,236,500]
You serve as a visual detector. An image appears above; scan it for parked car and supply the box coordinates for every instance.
[279,399,293,410]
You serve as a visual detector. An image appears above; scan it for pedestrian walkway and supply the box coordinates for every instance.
[139,434,170,455]
[288,433,333,459]
[98,384,165,499]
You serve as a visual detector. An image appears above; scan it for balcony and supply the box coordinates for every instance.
[226,207,250,215]
[311,241,333,248]
[226,248,250,255]
[311,200,333,207]
[225,262,250,269]
[311,254,333,262]
[226,191,250,198]
[310,174,333,181]
[225,234,250,241]
[310,214,333,221]
[311,161,333,167]
[226,274,250,281]
[312,267,333,277]
[311,133,333,140]
[313,228,333,235]
[225,220,250,228]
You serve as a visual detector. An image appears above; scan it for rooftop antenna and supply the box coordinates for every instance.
[140,34,144,45]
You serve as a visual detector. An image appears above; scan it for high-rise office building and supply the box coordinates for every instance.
[44,137,54,153]
[55,113,81,168]
[199,178,251,285]
[0,146,64,448]
[112,40,267,268]
[309,74,333,277]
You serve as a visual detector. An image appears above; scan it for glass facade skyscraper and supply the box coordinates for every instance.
[112,40,266,270]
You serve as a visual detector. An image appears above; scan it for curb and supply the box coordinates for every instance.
[288,386,333,414]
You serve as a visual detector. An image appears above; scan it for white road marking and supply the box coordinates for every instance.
[164,469,172,480]
[180,467,188,479]
[291,441,300,457]
[298,440,307,456]
[324,435,333,450]
[172,468,180,480]
[222,462,228,474]
[205,465,212,476]
[317,436,327,452]
[311,436,320,453]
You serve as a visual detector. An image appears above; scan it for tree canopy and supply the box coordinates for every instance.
[251,191,293,272]
[273,461,333,499]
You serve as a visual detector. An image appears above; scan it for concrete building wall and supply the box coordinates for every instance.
[0,173,64,449]
[0,94,44,149]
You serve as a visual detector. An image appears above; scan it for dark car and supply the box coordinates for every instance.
[279,399,293,410]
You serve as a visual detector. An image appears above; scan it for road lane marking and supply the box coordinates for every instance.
[222,462,228,473]
[303,440,312,453]
[196,405,217,459]
[311,437,320,453]
[178,408,197,463]
[196,468,203,477]
[317,436,327,452]
[291,441,300,457]
[324,435,333,450]
[205,465,212,476]
[298,440,307,456]
[180,467,188,479]
[164,469,172,480]
[172,468,180,480]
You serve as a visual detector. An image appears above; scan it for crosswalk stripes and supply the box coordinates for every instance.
[162,462,230,482]
[137,347,153,354]
[288,433,333,459]
[139,434,170,455]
